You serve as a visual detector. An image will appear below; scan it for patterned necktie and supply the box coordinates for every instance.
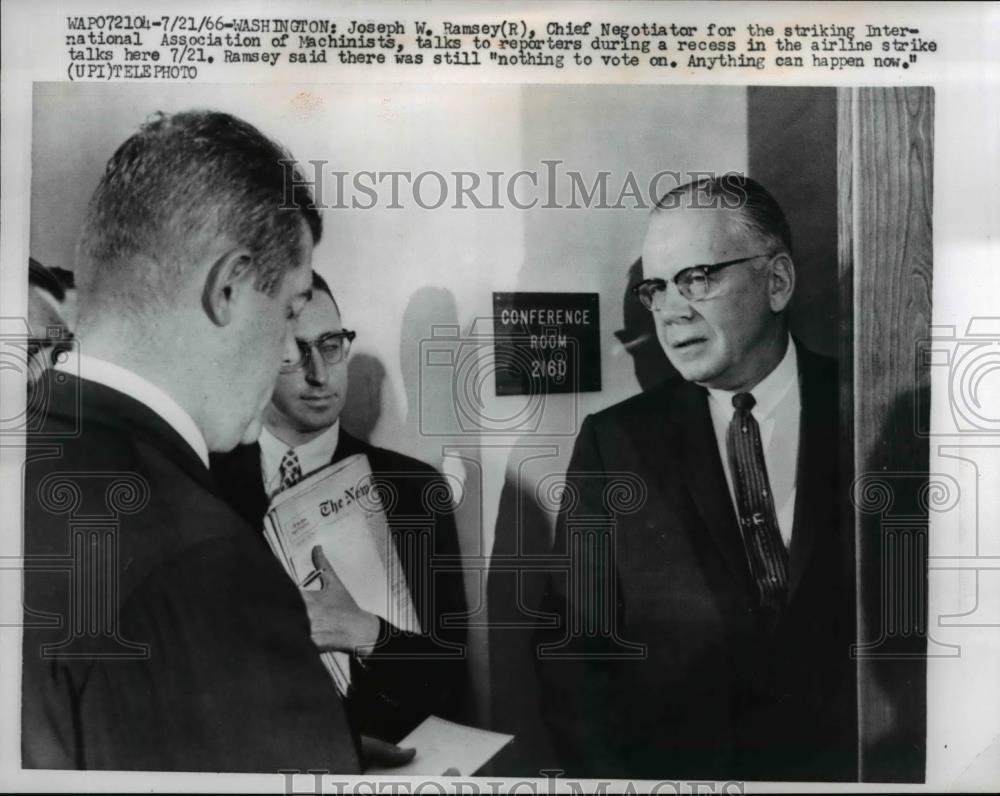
[279,448,303,492]
[726,392,789,622]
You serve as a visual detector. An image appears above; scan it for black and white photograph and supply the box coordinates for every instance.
[1,2,998,793]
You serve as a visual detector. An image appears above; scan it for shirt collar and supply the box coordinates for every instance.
[294,420,341,466]
[707,336,798,419]
[259,420,341,482]
[258,424,287,474]
[57,353,210,468]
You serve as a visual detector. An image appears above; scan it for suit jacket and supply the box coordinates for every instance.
[211,429,468,742]
[22,374,360,772]
[535,347,857,781]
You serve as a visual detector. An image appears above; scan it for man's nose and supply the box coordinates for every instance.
[656,280,695,323]
[305,346,330,385]
[282,325,300,367]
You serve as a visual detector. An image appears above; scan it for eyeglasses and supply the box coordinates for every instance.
[280,330,356,374]
[631,253,773,309]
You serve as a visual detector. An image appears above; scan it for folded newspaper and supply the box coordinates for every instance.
[262,453,421,694]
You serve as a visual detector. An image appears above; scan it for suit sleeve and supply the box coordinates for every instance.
[535,415,630,776]
[78,536,361,773]
[351,468,469,738]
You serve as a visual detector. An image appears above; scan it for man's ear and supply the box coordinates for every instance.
[202,247,255,327]
[768,253,796,313]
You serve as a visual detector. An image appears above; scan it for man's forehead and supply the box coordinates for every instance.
[295,290,341,337]
[291,254,313,288]
[289,224,316,291]
[643,207,743,265]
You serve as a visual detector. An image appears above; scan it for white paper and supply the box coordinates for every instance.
[366,716,514,776]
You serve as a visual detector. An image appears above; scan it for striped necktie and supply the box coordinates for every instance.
[726,392,789,624]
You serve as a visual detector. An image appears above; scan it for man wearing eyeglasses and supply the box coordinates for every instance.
[535,175,856,781]
[211,271,468,744]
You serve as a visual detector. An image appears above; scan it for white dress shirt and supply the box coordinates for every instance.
[57,353,209,468]
[706,338,800,548]
[258,421,340,498]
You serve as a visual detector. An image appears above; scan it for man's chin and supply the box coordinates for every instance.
[297,396,341,418]
[667,357,717,386]
[293,409,338,432]
[240,415,265,445]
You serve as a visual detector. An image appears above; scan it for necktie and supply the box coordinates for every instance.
[279,448,303,492]
[726,392,789,622]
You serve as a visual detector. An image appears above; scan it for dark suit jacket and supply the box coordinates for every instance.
[22,374,360,772]
[535,347,857,781]
[211,429,468,742]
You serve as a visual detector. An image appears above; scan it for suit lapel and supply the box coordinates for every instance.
[220,441,270,531]
[645,381,754,597]
[330,428,368,465]
[639,348,838,613]
[787,348,838,603]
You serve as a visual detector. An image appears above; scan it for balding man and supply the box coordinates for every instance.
[536,176,856,780]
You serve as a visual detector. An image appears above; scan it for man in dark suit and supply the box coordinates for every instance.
[211,272,469,743]
[535,175,856,781]
[22,111,360,772]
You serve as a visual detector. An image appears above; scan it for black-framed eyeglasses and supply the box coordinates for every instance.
[280,330,356,374]
[631,253,773,309]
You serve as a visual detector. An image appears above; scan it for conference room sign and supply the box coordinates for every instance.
[492,292,601,396]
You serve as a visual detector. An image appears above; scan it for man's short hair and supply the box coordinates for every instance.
[310,271,341,317]
[29,258,66,302]
[655,174,792,256]
[76,110,322,315]
[49,266,76,292]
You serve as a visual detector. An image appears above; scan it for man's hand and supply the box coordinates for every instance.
[359,736,458,775]
[360,735,416,770]
[301,545,380,654]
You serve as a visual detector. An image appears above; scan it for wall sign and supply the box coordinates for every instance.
[492,292,601,396]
